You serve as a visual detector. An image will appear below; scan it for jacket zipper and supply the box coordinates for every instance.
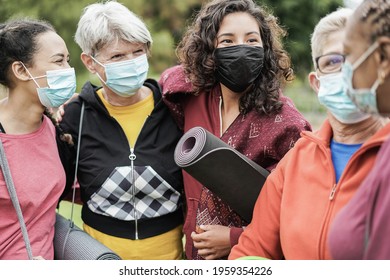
[329,184,337,200]
[109,113,141,240]
[319,141,381,258]
[312,138,337,259]
[219,97,223,137]
[95,86,158,240]
[327,141,378,202]
[129,147,138,240]
[299,129,386,259]
[128,116,150,240]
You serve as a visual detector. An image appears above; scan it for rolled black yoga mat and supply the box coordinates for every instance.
[174,126,269,222]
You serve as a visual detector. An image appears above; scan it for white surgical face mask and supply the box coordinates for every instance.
[22,63,76,108]
[92,54,149,97]
[317,72,370,124]
[342,41,381,114]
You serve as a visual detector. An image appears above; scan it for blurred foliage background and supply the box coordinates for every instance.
[0,0,349,128]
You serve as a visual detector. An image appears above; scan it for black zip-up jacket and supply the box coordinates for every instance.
[59,79,184,239]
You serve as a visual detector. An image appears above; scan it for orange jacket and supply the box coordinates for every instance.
[229,120,390,260]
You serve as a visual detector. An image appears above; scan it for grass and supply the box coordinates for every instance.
[283,78,327,130]
[57,201,83,229]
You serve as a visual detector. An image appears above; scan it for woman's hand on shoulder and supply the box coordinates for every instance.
[52,93,78,123]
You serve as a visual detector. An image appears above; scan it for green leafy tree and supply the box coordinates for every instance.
[0,0,342,89]
[259,0,343,77]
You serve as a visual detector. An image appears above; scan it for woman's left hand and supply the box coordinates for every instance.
[191,225,231,260]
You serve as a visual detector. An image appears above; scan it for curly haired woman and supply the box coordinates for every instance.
[159,0,311,260]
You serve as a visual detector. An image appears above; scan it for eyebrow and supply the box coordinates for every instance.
[50,53,69,59]
[217,31,261,38]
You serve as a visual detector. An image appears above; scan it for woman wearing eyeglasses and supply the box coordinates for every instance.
[229,8,390,260]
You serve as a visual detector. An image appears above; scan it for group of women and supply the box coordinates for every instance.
[0,0,389,260]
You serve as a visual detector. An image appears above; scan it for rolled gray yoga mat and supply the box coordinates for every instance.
[54,213,121,260]
[174,126,269,222]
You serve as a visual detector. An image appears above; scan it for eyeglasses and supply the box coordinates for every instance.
[315,53,346,74]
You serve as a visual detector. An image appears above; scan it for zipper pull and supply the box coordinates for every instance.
[129,148,136,161]
[329,184,337,200]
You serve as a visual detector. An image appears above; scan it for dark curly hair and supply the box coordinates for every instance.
[357,0,390,42]
[176,0,293,115]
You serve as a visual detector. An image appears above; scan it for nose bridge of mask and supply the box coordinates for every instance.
[108,57,148,89]
[318,71,370,123]
[132,54,149,73]
[46,68,76,88]
[105,54,148,75]
[93,53,147,67]
[319,71,343,82]
[352,41,380,71]
[92,54,148,80]
[318,72,344,95]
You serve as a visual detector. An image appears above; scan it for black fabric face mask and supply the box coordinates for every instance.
[214,45,264,93]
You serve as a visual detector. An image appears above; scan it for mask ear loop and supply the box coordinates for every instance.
[371,69,386,92]
[352,41,380,70]
[19,62,45,88]
[379,69,386,84]
[90,56,108,86]
[94,72,108,87]
[90,56,105,67]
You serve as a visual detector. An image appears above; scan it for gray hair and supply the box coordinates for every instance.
[74,1,152,55]
[310,8,353,68]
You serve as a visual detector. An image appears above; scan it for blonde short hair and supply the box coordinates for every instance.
[310,8,353,68]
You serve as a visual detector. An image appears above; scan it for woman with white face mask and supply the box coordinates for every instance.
[0,19,74,259]
[229,7,390,260]
[329,0,390,260]
[58,1,184,260]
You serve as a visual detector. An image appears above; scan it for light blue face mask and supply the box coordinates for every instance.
[318,72,370,124]
[23,64,77,108]
[342,41,382,114]
[92,54,149,97]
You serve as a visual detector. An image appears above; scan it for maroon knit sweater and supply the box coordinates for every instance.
[159,65,312,259]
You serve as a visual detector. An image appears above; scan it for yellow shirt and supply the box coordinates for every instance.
[84,223,183,260]
[97,89,154,147]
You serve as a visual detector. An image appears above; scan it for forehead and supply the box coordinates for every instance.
[34,31,68,58]
[322,29,345,54]
[218,12,260,34]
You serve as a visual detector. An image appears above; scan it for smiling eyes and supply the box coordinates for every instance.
[54,55,71,66]
[109,49,145,61]
[219,37,260,44]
